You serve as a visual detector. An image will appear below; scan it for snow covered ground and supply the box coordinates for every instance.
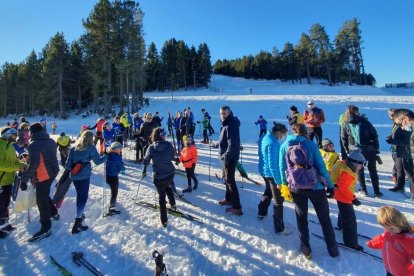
[1,75,414,276]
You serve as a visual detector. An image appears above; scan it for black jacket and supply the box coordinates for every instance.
[387,124,412,159]
[219,113,241,164]
[22,131,59,183]
[143,140,175,180]
[139,120,159,142]
[341,114,379,154]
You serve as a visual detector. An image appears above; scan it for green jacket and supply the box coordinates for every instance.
[0,138,25,187]
[202,118,209,130]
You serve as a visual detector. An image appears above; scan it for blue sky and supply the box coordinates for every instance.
[1,0,413,87]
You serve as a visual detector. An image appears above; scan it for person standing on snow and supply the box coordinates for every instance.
[216,106,242,215]
[341,106,382,197]
[331,149,365,251]
[201,108,215,135]
[57,132,74,166]
[257,122,290,234]
[255,115,268,138]
[287,106,304,126]
[65,131,107,234]
[105,142,125,216]
[0,128,27,239]
[177,136,199,193]
[303,101,325,148]
[319,138,340,174]
[279,123,338,259]
[139,113,159,155]
[21,123,60,242]
[112,116,125,145]
[142,127,177,227]
[87,118,106,147]
[40,118,47,133]
[133,113,143,133]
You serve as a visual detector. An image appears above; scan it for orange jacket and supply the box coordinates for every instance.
[179,145,198,168]
[367,228,414,276]
[331,160,357,204]
[303,107,325,128]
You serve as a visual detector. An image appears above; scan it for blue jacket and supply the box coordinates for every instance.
[259,131,282,184]
[143,140,175,180]
[255,118,267,130]
[174,117,181,130]
[112,122,124,136]
[203,111,211,120]
[133,117,143,130]
[128,115,133,125]
[104,129,115,147]
[65,144,107,181]
[106,152,125,177]
[219,113,241,164]
[279,135,333,189]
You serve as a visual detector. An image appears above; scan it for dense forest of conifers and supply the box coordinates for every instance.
[214,19,375,86]
[0,0,212,118]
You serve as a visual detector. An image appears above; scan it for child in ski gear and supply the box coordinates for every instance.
[57,132,73,166]
[255,115,268,138]
[120,113,129,140]
[143,127,176,227]
[174,112,183,151]
[112,116,125,145]
[22,123,59,242]
[40,118,47,133]
[341,105,382,197]
[105,142,125,215]
[17,122,30,147]
[87,118,106,146]
[331,149,366,251]
[178,136,199,193]
[287,106,304,126]
[167,112,174,137]
[51,122,57,134]
[320,138,340,174]
[65,131,107,234]
[366,206,414,276]
[279,123,338,259]
[303,101,325,148]
[0,127,26,238]
[217,106,243,215]
[103,122,115,150]
[202,108,214,135]
[139,113,159,155]
[257,122,288,234]
[202,115,210,143]
[153,111,164,127]
[133,113,143,133]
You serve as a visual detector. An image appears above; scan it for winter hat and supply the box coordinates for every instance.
[347,149,366,165]
[307,100,314,105]
[60,132,66,137]
[103,122,110,128]
[1,127,17,139]
[290,105,298,112]
[81,125,88,130]
[259,115,263,119]
[322,138,333,148]
[201,108,205,112]
[40,118,46,123]
[110,142,123,150]
[29,123,44,134]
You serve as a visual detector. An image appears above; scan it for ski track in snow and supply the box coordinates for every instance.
[1,75,414,276]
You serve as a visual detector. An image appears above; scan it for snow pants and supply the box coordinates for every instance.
[106,175,119,208]
[185,165,198,188]
[292,189,337,252]
[73,178,90,219]
[307,126,323,148]
[257,177,285,232]
[337,201,358,247]
[358,151,380,194]
[154,175,176,224]
[393,155,414,192]
[0,184,12,227]
[36,178,58,232]
[223,161,242,209]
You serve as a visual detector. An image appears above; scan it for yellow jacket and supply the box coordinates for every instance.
[120,115,129,128]
[0,138,25,187]
[319,149,340,173]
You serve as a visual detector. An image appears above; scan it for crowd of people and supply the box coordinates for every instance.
[0,103,413,275]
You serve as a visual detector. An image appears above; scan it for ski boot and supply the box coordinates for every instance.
[72,218,89,234]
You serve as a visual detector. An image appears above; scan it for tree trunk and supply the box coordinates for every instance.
[359,47,367,85]
[131,74,136,112]
[326,63,332,85]
[59,66,64,118]
[126,70,130,113]
[119,72,124,114]
[306,59,311,85]
[78,76,82,111]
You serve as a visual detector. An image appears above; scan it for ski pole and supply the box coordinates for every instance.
[240,144,244,189]
[208,139,212,181]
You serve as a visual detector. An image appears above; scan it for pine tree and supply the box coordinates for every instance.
[310,24,334,85]
[146,42,161,91]
[296,33,315,84]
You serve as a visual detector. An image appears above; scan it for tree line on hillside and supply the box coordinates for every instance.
[214,19,375,86]
[0,0,212,118]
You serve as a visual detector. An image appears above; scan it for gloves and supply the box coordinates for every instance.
[326,187,334,199]
[141,166,147,178]
[280,185,293,202]
[376,155,383,165]
[174,158,180,165]
[20,181,28,191]
[385,135,393,144]
[352,198,361,206]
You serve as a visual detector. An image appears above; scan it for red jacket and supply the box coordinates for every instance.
[179,145,198,168]
[366,228,414,276]
[303,107,325,128]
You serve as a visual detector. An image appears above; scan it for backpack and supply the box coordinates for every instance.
[285,141,319,190]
